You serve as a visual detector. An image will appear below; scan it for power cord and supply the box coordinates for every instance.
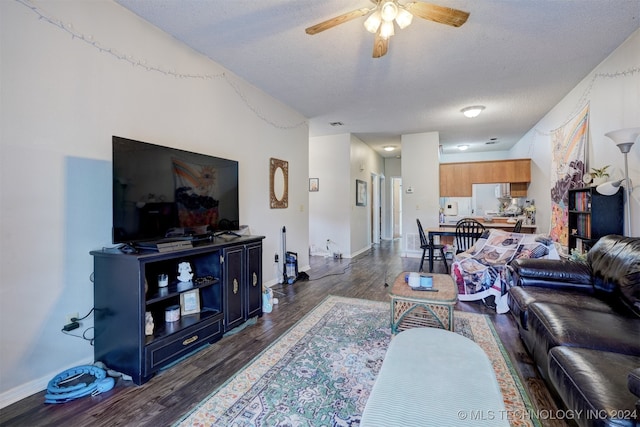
[307,259,358,282]
[61,326,95,346]
[71,308,94,322]
[61,308,95,345]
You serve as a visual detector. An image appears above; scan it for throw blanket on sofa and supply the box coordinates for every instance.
[451,229,559,313]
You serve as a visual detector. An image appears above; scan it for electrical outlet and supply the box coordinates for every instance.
[66,312,79,323]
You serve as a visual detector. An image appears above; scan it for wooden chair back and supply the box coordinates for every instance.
[455,218,486,253]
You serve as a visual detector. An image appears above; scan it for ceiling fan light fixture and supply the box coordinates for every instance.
[461,105,485,118]
[380,1,399,22]
[364,11,382,33]
[395,7,413,29]
[380,20,395,39]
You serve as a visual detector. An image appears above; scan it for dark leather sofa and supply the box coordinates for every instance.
[506,235,640,427]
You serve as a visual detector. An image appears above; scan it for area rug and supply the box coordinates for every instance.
[174,295,540,427]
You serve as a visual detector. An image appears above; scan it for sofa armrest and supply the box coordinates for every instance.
[508,258,593,292]
[629,368,640,414]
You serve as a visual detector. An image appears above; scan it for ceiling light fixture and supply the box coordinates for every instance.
[383,146,396,152]
[364,11,382,33]
[380,1,399,22]
[379,20,395,39]
[395,8,414,29]
[457,144,469,151]
[306,2,469,59]
[364,1,409,37]
[461,106,485,118]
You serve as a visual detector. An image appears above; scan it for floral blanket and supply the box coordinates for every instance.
[451,229,559,313]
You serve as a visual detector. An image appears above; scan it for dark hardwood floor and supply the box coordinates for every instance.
[0,240,566,426]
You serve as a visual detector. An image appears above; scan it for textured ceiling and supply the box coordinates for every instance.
[116,0,640,157]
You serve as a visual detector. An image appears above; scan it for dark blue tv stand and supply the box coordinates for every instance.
[91,235,264,385]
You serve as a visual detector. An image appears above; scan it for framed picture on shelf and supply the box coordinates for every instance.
[309,178,319,192]
[356,179,367,206]
[180,289,200,316]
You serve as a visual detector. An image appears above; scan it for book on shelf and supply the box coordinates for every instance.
[572,190,592,212]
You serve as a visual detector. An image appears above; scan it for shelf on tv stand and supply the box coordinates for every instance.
[91,235,264,385]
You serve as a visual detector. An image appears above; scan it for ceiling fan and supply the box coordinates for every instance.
[305,1,469,58]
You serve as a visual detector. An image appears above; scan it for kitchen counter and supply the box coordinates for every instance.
[439,217,536,233]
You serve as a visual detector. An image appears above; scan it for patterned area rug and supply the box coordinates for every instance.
[174,295,539,427]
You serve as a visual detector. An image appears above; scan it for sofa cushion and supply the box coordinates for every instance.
[508,258,593,289]
[508,286,614,331]
[528,302,640,355]
[527,302,640,379]
[588,235,640,316]
[548,346,640,427]
[629,368,640,402]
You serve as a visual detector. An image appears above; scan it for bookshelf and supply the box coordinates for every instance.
[568,187,624,253]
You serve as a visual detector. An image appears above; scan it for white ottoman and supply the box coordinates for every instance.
[361,328,509,426]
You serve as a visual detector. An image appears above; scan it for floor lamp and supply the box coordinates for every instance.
[603,127,640,236]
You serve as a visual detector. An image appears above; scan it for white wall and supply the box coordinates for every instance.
[350,135,384,256]
[309,134,351,257]
[439,150,509,163]
[0,0,309,405]
[510,29,640,237]
[308,134,384,258]
[401,132,441,257]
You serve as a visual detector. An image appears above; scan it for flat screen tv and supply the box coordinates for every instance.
[112,136,239,244]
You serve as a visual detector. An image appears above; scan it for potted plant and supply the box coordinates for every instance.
[590,165,610,185]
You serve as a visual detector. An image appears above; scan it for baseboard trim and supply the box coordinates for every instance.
[0,356,93,409]
[350,244,371,258]
[263,265,310,288]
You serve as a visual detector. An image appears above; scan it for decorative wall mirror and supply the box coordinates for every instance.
[269,158,288,209]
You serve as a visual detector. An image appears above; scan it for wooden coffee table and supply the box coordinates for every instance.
[389,272,458,333]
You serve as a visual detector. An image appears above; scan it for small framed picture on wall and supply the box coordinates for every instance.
[356,179,367,206]
[309,178,319,192]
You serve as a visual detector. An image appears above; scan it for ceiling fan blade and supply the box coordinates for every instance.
[305,8,371,35]
[405,2,469,27]
[372,32,388,58]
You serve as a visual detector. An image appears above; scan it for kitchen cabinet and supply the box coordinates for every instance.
[439,159,531,197]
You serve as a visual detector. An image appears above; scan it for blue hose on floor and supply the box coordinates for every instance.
[44,365,115,404]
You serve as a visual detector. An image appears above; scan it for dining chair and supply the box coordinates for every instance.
[512,219,523,233]
[417,218,448,273]
[454,218,486,254]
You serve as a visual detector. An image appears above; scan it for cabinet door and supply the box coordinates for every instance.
[223,246,245,332]
[246,242,263,319]
[439,159,531,197]
[439,163,472,197]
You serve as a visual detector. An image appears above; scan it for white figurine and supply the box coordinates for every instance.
[145,312,154,336]
[177,261,193,282]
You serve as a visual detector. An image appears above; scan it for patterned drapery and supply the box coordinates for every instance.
[549,105,589,248]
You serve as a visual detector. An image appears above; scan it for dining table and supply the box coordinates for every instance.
[425,221,537,272]
[425,227,457,273]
